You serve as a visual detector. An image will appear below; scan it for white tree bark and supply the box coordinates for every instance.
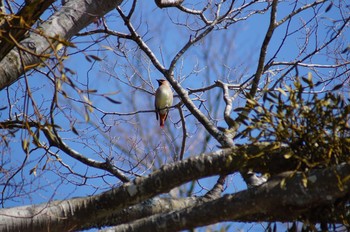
[1,146,349,231]
[0,0,348,231]
[107,163,350,232]
[0,148,237,231]
[0,0,122,90]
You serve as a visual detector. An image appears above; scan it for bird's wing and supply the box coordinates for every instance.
[155,99,159,120]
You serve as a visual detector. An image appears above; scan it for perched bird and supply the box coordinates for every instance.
[245,171,268,189]
[155,79,173,128]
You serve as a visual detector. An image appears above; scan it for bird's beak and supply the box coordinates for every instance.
[156,79,162,85]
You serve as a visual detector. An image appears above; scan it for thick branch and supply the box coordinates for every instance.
[87,196,198,230]
[0,144,285,231]
[0,0,123,90]
[99,176,226,231]
[155,0,184,8]
[0,143,348,231]
[216,80,236,128]
[111,163,350,232]
[0,148,240,231]
[0,0,55,61]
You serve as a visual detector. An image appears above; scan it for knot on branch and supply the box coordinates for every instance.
[155,0,184,8]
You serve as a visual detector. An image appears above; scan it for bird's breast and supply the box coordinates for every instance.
[155,88,173,110]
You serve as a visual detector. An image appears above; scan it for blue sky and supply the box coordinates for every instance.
[0,0,349,231]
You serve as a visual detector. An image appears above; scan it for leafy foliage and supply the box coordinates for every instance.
[238,76,350,171]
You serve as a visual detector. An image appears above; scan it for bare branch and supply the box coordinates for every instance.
[271,15,350,89]
[0,0,55,61]
[116,6,167,74]
[272,61,350,69]
[215,80,236,128]
[116,4,234,147]
[176,103,187,161]
[107,163,350,232]
[0,0,123,90]
[275,0,327,27]
[230,0,278,133]
[0,119,130,182]
[155,0,184,8]
[249,0,278,98]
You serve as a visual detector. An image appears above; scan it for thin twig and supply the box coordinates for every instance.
[177,102,187,161]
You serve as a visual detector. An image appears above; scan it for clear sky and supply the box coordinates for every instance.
[0,0,349,231]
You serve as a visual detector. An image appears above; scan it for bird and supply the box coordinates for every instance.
[155,79,173,128]
[245,171,268,189]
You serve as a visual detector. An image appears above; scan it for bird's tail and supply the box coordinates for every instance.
[159,112,168,128]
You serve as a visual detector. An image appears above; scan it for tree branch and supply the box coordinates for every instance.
[116,5,235,147]
[176,103,187,161]
[1,141,349,231]
[0,0,55,61]
[232,0,278,132]
[0,144,286,231]
[89,196,198,230]
[110,163,350,232]
[0,119,130,182]
[216,80,236,128]
[0,0,123,90]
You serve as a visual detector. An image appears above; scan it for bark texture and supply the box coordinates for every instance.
[0,0,122,90]
[0,146,349,231]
